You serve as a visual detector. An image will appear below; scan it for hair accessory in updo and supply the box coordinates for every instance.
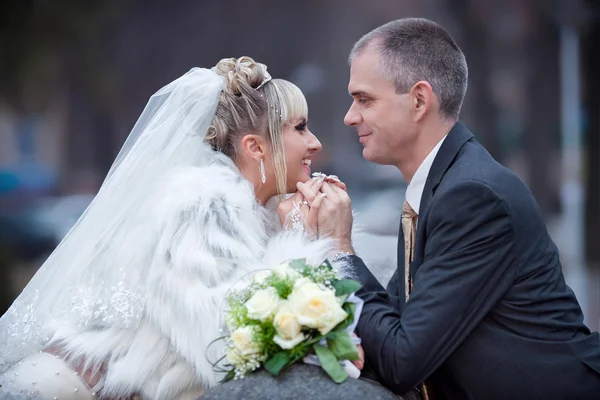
[255,69,272,90]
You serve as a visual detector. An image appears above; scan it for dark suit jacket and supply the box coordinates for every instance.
[353,122,600,399]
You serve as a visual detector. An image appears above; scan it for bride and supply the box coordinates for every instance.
[0,57,353,399]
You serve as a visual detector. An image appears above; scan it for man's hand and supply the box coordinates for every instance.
[352,333,365,370]
[296,180,354,254]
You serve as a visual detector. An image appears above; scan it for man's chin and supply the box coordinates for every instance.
[362,147,375,162]
[362,147,389,165]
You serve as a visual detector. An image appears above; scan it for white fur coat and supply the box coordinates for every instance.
[47,161,344,399]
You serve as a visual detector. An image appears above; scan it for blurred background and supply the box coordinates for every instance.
[0,0,598,330]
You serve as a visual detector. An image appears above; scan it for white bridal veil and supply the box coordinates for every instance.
[0,68,225,372]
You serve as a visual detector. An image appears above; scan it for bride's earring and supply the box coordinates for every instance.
[260,159,266,184]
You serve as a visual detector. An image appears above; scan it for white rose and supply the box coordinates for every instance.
[272,262,301,279]
[272,301,305,349]
[226,346,245,366]
[230,326,261,357]
[288,280,348,335]
[245,287,280,321]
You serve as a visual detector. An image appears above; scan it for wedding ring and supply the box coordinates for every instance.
[301,200,309,206]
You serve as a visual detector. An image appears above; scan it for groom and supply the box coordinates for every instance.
[301,18,600,399]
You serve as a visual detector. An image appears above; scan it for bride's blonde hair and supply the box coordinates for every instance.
[206,56,308,195]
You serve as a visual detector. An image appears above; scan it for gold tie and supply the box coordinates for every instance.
[402,200,432,400]
[401,200,417,301]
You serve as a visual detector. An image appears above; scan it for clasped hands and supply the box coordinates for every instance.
[278,173,354,253]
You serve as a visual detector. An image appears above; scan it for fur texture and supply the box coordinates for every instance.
[47,162,343,399]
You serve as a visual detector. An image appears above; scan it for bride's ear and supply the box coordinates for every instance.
[240,134,269,161]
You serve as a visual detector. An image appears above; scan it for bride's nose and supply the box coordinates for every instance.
[307,130,322,153]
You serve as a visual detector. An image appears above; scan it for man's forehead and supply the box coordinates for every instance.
[348,52,384,94]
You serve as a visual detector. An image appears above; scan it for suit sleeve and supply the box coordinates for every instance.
[386,268,406,312]
[353,181,515,394]
[351,253,406,316]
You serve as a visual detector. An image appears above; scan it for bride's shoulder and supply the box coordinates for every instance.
[153,162,255,215]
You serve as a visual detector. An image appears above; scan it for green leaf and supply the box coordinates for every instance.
[313,344,348,383]
[344,302,356,317]
[327,331,359,361]
[332,279,362,297]
[270,278,294,299]
[264,351,293,376]
[221,369,235,383]
[289,259,307,272]
[333,302,357,332]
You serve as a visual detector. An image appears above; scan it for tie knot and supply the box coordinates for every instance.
[402,200,417,219]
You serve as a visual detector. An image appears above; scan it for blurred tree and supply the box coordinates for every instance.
[0,0,132,189]
[0,1,128,112]
[0,0,51,113]
[0,1,130,300]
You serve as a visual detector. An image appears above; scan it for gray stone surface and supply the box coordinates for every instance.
[200,364,419,400]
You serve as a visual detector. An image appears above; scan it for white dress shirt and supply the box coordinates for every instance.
[405,136,447,215]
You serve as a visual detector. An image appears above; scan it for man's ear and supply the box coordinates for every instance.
[410,80,433,122]
[240,134,268,160]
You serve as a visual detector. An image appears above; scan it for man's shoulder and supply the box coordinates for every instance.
[442,140,529,199]
[433,140,541,226]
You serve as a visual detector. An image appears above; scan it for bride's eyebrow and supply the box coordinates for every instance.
[291,117,307,126]
[285,118,307,128]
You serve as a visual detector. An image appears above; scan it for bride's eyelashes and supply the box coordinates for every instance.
[295,121,307,132]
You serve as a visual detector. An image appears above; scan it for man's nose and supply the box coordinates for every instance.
[344,103,362,126]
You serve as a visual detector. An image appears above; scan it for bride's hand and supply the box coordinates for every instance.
[278,175,346,235]
[278,179,325,235]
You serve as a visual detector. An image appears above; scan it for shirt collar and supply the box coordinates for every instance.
[405,135,447,215]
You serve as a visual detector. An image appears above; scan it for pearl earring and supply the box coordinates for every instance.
[260,159,266,184]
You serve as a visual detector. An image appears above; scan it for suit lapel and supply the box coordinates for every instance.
[418,122,474,217]
[411,122,474,268]
[395,122,474,297]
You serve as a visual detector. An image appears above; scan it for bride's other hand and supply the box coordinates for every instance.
[278,179,324,234]
[277,191,305,226]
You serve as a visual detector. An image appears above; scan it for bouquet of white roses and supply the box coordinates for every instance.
[217,258,363,383]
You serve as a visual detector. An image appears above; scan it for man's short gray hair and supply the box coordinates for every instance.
[349,18,468,121]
